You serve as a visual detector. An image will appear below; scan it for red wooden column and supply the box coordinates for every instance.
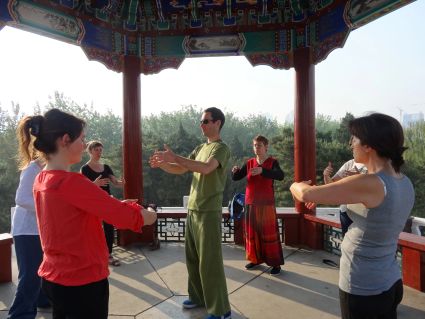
[118,56,154,246]
[293,48,322,249]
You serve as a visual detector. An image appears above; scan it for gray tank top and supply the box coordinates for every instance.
[339,171,415,295]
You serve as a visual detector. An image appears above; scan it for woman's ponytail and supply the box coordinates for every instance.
[16,116,42,170]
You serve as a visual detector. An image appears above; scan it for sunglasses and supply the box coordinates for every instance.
[200,119,216,125]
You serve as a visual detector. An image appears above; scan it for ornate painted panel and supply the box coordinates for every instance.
[0,0,415,74]
[344,0,415,29]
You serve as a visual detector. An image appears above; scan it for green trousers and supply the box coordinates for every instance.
[185,210,231,316]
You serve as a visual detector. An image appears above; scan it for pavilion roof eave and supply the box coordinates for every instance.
[0,0,416,74]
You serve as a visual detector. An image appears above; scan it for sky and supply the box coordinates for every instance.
[0,1,424,124]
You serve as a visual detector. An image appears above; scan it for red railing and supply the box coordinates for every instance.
[153,207,425,292]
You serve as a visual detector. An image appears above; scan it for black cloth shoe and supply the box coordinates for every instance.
[270,266,281,276]
[245,262,260,270]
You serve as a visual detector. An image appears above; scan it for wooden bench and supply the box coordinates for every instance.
[0,233,13,283]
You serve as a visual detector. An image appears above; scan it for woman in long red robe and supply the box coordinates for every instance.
[231,135,284,275]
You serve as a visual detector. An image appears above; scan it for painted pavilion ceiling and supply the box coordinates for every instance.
[0,0,415,74]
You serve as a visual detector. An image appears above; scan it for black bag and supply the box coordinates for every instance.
[228,193,245,220]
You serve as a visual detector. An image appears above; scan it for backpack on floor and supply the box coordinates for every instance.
[228,193,245,220]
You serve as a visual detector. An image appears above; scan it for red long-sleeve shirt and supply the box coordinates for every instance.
[33,170,144,286]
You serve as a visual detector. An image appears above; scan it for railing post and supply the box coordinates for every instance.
[0,233,13,283]
[399,232,425,292]
[234,219,244,246]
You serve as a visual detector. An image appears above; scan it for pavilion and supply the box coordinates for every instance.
[0,0,418,248]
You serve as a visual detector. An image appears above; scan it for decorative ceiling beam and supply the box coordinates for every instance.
[0,0,416,75]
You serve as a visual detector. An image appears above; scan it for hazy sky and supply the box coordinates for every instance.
[0,1,424,124]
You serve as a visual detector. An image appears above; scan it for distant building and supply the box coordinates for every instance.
[402,112,424,127]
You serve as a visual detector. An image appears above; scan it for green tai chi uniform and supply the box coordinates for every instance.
[186,140,231,316]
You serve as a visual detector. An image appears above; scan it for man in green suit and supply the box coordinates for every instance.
[150,107,231,319]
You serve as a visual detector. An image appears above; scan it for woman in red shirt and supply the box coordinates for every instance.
[231,135,284,275]
[19,108,157,319]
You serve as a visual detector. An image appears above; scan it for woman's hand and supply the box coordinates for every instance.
[149,150,163,168]
[290,180,312,202]
[323,162,333,176]
[141,208,157,226]
[250,167,262,176]
[231,166,240,174]
[323,162,333,184]
[94,175,109,187]
[305,202,317,210]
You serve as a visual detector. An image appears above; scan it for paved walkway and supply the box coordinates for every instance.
[1,243,424,318]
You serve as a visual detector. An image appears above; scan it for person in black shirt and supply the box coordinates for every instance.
[81,140,123,266]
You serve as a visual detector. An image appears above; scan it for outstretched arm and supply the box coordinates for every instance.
[290,174,385,209]
[231,164,247,181]
[149,147,189,175]
[109,175,124,187]
[150,145,219,175]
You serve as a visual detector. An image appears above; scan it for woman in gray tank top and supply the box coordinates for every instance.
[290,113,415,319]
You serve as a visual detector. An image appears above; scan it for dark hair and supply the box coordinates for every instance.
[349,113,407,172]
[87,140,103,151]
[253,135,269,146]
[204,107,225,130]
[20,109,86,157]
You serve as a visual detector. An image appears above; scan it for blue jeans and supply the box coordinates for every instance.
[340,211,353,236]
[8,235,50,319]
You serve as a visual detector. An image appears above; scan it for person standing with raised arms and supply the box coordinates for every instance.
[291,113,414,319]
[323,160,367,236]
[150,107,232,319]
[21,108,157,319]
[231,135,285,275]
[81,140,124,266]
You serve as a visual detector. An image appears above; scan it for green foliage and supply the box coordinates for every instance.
[0,96,424,234]
[0,104,23,232]
[404,121,425,218]
[229,136,244,159]
[404,121,425,168]
[334,113,355,144]
[316,113,339,138]
[271,126,294,206]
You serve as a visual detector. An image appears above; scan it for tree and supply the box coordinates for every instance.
[316,113,339,141]
[229,136,244,159]
[404,121,425,218]
[1,100,424,234]
[271,126,294,206]
[0,104,22,232]
[333,112,355,144]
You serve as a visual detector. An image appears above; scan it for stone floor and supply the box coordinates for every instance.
[1,243,424,318]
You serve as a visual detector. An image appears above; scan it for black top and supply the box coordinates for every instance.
[81,164,114,194]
